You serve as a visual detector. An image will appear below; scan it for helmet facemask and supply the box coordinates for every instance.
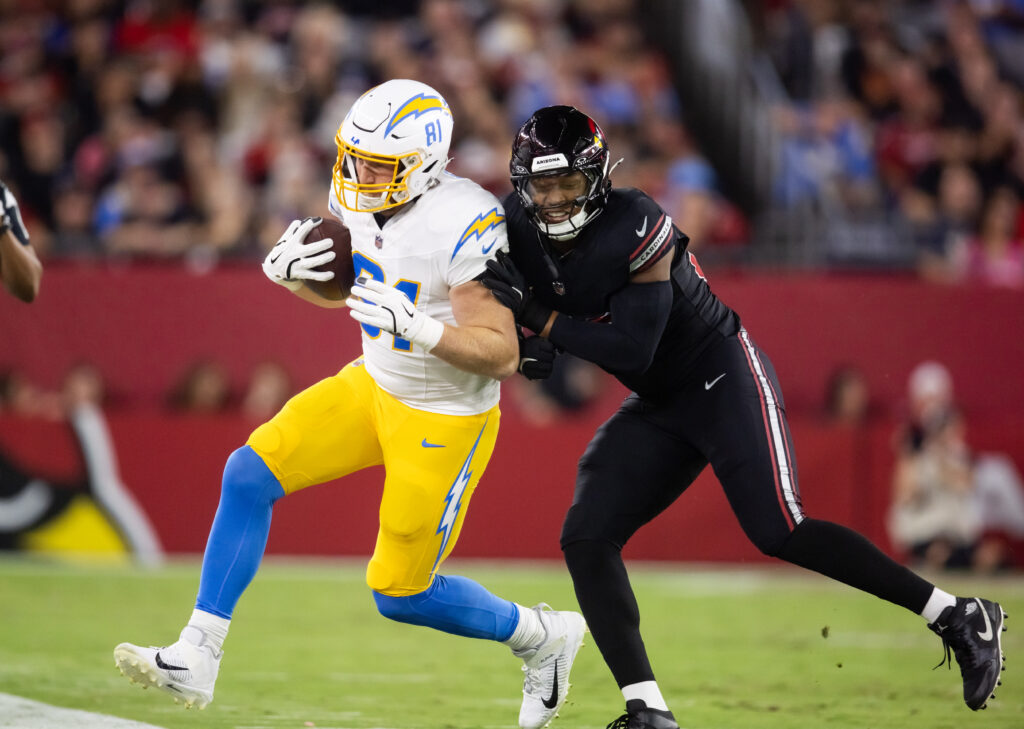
[513,162,610,241]
[333,132,426,213]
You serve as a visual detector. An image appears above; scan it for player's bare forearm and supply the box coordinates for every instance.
[0,229,42,302]
[434,281,518,380]
[431,321,518,381]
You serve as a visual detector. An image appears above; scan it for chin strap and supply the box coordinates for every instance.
[542,203,604,240]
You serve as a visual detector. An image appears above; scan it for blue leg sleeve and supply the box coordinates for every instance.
[195,446,285,618]
[373,575,520,641]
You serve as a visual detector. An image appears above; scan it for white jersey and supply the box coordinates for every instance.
[328,172,508,415]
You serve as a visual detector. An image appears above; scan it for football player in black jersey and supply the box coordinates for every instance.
[482,106,1007,729]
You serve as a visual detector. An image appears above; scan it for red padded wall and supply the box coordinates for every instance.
[3,410,1022,561]
[2,264,1022,417]
[2,265,1022,561]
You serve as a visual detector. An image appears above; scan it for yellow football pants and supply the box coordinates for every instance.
[246,359,500,596]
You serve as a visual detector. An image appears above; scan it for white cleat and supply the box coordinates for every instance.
[514,605,587,729]
[113,626,221,710]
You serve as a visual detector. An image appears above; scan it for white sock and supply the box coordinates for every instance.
[188,609,230,651]
[503,604,547,652]
[921,588,958,623]
[622,681,669,711]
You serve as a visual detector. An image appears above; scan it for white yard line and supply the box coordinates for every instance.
[0,694,166,729]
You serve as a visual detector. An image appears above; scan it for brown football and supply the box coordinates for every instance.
[303,218,354,301]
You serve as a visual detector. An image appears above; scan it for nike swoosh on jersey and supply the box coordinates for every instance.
[976,599,994,641]
[482,240,497,254]
[541,661,560,709]
[421,439,445,448]
[635,217,648,237]
[705,373,726,390]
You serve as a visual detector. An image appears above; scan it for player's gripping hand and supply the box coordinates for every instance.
[347,277,445,352]
[0,180,29,245]
[262,217,336,291]
[481,250,551,333]
[519,334,556,380]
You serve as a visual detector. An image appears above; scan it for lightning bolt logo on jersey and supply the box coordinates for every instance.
[453,208,505,260]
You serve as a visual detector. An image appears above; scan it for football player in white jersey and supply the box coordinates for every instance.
[113,79,585,729]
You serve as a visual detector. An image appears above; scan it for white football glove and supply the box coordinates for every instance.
[0,180,29,245]
[262,217,336,291]
[347,277,445,352]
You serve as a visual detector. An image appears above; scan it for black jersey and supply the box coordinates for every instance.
[503,188,739,397]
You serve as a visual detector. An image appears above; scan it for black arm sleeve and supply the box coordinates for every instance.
[547,280,672,375]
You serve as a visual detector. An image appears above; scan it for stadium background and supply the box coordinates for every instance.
[1,0,1023,566]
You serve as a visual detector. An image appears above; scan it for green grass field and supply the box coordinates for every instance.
[1,556,1022,729]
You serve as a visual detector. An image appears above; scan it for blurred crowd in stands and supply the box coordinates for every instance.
[760,0,1024,284]
[0,0,744,269]
[2,0,1020,283]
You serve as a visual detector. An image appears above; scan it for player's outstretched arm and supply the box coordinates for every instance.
[484,250,674,374]
[0,181,42,303]
[544,254,673,374]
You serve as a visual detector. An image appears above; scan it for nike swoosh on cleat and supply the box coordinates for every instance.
[542,660,560,709]
[977,599,994,641]
[155,653,189,672]
[421,439,445,448]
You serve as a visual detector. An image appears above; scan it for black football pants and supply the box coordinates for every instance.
[560,328,934,688]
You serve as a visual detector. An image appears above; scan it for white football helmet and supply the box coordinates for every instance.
[333,79,454,213]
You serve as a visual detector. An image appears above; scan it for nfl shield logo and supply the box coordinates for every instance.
[375,234,384,249]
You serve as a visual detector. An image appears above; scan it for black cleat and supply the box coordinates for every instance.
[928,597,1007,710]
[606,699,680,729]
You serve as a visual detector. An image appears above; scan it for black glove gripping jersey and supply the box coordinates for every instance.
[502,188,739,397]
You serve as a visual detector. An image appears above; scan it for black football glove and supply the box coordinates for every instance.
[518,333,557,380]
[0,180,30,245]
[482,250,552,334]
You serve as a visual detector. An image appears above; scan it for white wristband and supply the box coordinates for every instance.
[410,315,445,352]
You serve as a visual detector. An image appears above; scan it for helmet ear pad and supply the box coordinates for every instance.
[510,106,612,239]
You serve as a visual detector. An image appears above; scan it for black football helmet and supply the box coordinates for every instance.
[510,106,612,240]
